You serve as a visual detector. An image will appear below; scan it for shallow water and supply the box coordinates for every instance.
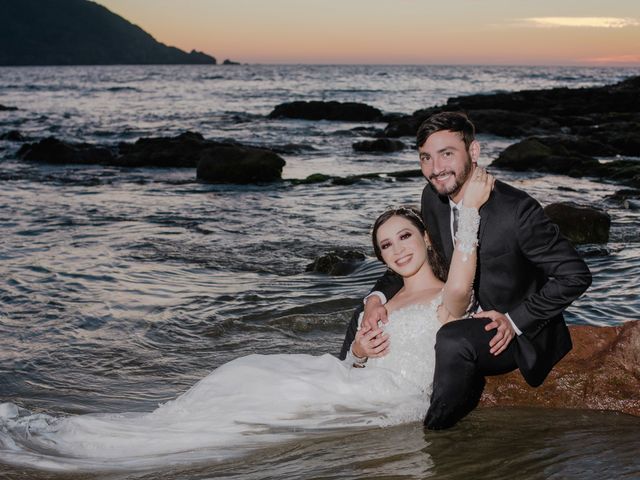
[1,65,639,477]
[1,409,639,479]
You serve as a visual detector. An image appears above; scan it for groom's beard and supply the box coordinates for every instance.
[428,160,473,198]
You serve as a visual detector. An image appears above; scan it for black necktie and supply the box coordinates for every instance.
[452,206,459,239]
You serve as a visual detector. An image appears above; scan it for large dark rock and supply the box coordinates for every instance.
[544,202,611,244]
[491,137,640,188]
[306,249,366,276]
[1,0,216,65]
[383,107,440,138]
[466,109,562,138]
[196,146,285,184]
[17,132,287,184]
[269,101,383,122]
[381,76,640,177]
[447,75,640,118]
[352,138,405,153]
[17,136,115,164]
[116,131,223,168]
[492,137,599,175]
[480,322,640,417]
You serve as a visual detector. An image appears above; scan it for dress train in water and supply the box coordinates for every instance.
[0,297,441,471]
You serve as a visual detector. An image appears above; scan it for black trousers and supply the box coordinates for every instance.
[424,317,518,430]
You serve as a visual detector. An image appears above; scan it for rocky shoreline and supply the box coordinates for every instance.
[4,75,639,188]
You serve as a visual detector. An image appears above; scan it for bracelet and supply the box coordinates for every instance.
[454,206,480,261]
[351,348,368,368]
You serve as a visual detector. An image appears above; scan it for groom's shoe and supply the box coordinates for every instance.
[424,375,485,430]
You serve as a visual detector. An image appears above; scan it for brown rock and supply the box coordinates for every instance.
[479,322,640,416]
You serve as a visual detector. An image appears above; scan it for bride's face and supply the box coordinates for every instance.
[376,215,429,277]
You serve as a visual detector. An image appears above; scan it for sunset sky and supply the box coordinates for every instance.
[96,0,640,65]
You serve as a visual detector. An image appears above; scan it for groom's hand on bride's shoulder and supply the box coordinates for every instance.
[362,296,389,331]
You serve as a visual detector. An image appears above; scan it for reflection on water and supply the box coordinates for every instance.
[1,408,638,479]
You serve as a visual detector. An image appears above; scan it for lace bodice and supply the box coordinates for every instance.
[365,293,443,394]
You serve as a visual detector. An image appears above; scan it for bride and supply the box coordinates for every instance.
[0,170,493,471]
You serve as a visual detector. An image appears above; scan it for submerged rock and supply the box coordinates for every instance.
[306,249,366,276]
[0,104,18,111]
[17,136,115,164]
[544,202,610,244]
[0,130,25,141]
[196,146,285,184]
[352,138,405,153]
[269,101,383,122]
[480,322,640,417]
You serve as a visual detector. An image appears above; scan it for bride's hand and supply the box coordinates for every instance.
[462,167,494,209]
[353,327,389,359]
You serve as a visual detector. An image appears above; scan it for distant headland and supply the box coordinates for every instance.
[0,0,217,65]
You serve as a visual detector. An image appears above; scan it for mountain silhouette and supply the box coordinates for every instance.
[0,0,216,65]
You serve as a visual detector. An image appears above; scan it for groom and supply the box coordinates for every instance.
[339,111,592,429]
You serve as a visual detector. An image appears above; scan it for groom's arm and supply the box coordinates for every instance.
[509,195,592,334]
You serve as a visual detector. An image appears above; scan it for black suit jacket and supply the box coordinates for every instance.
[340,180,592,387]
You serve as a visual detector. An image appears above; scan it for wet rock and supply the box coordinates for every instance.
[492,137,640,188]
[17,136,115,164]
[17,132,287,183]
[294,173,333,185]
[306,249,366,276]
[116,131,227,168]
[196,146,285,184]
[447,75,640,119]
[624,199,640,210]
[0,130,25,141]
[222,59,240,65]
[381,75,640,173]
[480,322,640,417]
[492,137,599,175]
[591,159,640,189]
[383,107,440,138]
[0,104,18,111]
[466,109,562,138]
[544,202,610,244]
[269,101,384,122]
[352,138,405,153]
[605,188,640,205]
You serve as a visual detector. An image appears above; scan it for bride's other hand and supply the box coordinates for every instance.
[353,327,389,358]
[462,167,494,209]
[362,295,389,331]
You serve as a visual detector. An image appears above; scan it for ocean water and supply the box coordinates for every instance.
[0,64,639,478]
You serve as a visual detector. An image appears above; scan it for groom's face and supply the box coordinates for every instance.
[418,130,478,200]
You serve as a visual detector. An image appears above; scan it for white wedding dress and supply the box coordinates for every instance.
[0,297,442,471]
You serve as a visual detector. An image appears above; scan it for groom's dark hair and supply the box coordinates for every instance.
[416,111,475,149]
